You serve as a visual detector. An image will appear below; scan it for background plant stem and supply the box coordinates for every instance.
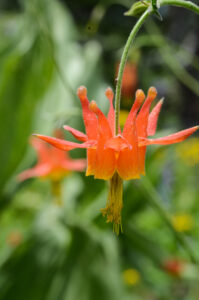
[140,177,198,263]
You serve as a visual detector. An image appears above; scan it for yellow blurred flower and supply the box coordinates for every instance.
[172,214,194,232]
[176,138,199,166]
[119,110,129,128]
[122,268,141,286]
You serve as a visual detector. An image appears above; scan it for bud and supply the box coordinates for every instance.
[124,1,150,18]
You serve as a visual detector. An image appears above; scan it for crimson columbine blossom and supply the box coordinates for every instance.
[34,86,198,233]
[18,131,86,182]
[163,259,184,276]
[116,61,138,99]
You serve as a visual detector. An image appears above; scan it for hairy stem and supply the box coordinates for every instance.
[115,0,199,135]
[115,9,151,135]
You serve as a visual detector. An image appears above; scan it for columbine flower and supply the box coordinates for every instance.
[116,61,138,99]
[18,130,86,182]
[34,86,198,233]
[163,259,184,276]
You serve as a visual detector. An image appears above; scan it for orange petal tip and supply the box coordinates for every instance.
[148,86,157,98]
[89,100,98,113]
[105,87,114,99]
[32,134,46,141]
[135,89,145,103]
[193,125,199,132]
[77,86,87,99]
[159,97,164,104]
[190,125,199,132]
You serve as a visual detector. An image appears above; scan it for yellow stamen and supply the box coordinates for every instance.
[101,173,123,234]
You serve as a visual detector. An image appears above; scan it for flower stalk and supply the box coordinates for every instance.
[114,0,199,135]
[141,176,198,264]
[115,8,151,135]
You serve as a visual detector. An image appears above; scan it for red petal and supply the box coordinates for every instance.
[33,134,96,151]
[105,135,132,152]
[63,125,87,142]
[30,138,50,163]
[117,149,141,180]
[89,101,115,179]
[123,89,145,140]
[136,87,157,174]
[94,147,116,180]
[139,126,199,146]
[120,90,145,178]
[18,164,51,181]
[105,87,115,134]
[62,159,86,171]
[147,98,164,136]
[89,100,112,138]
[137,87,157,137]
[77,86,98,139]
[86,149,97,176]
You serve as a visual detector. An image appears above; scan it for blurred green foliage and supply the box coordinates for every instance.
[0,0,199,299]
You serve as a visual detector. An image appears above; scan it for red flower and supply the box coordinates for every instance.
[18,131,86,182]
[34,87,198,232]
[163,259,184,276]
[116,62,138,99]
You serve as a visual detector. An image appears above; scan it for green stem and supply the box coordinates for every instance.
[140,177,197,264]
[115,9,151,135]
[160,0,199,14]
[115,0,199,135]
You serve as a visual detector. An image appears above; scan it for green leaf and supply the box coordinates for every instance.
[0,16,54,196]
